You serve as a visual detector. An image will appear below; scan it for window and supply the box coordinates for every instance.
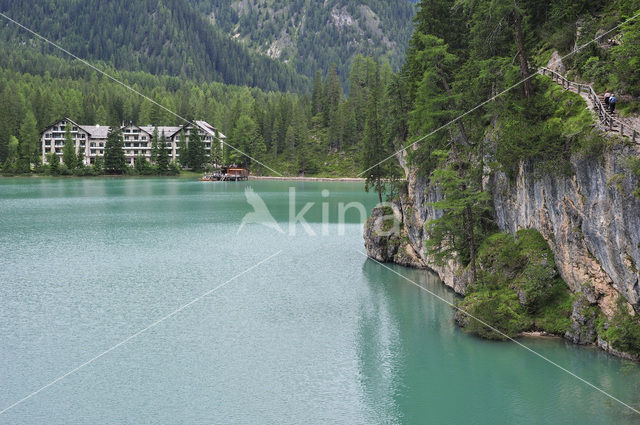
[99,143,104,147]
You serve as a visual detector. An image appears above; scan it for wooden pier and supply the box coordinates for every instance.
[199,167,249,181]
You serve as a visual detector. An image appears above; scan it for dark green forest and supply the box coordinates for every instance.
[0,0,416,89]
[0,0,308,92]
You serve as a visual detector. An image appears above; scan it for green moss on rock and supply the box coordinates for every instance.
[456,229,572,340]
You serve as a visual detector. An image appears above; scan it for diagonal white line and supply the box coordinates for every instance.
[359,11,640,177]
[359,250,640,416]
[0,250,282,416]
[0,11,283,176]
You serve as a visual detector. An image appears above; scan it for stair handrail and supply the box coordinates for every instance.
[539,67,638,143]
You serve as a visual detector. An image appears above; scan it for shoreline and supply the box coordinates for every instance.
[520,331,562,339]
[250,175,365,182]
[1,174,364,182]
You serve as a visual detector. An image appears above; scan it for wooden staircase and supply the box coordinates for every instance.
[540,67,638,142]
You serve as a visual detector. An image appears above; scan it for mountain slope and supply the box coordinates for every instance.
[188,0,415,83]
[0,0,308,92]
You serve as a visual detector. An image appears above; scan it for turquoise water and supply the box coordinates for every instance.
[0,178,639,424]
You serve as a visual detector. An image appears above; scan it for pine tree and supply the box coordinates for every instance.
[251,133,267,173]
[229,115,255,167]
[18,110,39,172]
[134,155,152,175]
[425,150,492,290]
[176,130,188,168]
[6,136,19,166]
[362,61,392,204]
[62,123,77,169]
[0,133,8,165]
[76,142,86,168]
[150,127,160,163]
[311,70,323,116]
[322,64,342,127]
[156,131,170,174]
[103,127,126,174]
[187,127,206,171]
[46,151,60,175]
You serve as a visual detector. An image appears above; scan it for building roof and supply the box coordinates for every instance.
[122,124,153,137]
[41,118,223,140]
[40,117,83,135]
[139,126,184,139]
[78,125,110,139]
[195,120,226,140]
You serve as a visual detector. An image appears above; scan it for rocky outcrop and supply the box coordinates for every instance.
[565,293,598,344]
[363,166,470,295]
[363,140,640,357]
[363,200,426,269]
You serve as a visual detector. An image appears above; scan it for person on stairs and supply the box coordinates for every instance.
[609,95,617,114]
[604,92,611,108]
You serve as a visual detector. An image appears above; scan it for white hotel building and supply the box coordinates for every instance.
[41,118,226,166]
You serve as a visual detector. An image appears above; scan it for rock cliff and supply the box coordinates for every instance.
[364,141,640,355]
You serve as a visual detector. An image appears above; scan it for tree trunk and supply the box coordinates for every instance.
[441,75,471,146]
[377,175,383,204]
[512,4,531,99]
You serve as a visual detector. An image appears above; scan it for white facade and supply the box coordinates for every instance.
[41,118,226,166]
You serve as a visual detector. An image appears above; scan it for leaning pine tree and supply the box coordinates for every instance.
[362,61,392,204]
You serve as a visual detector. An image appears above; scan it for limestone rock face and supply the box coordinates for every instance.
[490,144,640,316]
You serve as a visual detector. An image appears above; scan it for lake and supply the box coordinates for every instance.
[0,178,638,424]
